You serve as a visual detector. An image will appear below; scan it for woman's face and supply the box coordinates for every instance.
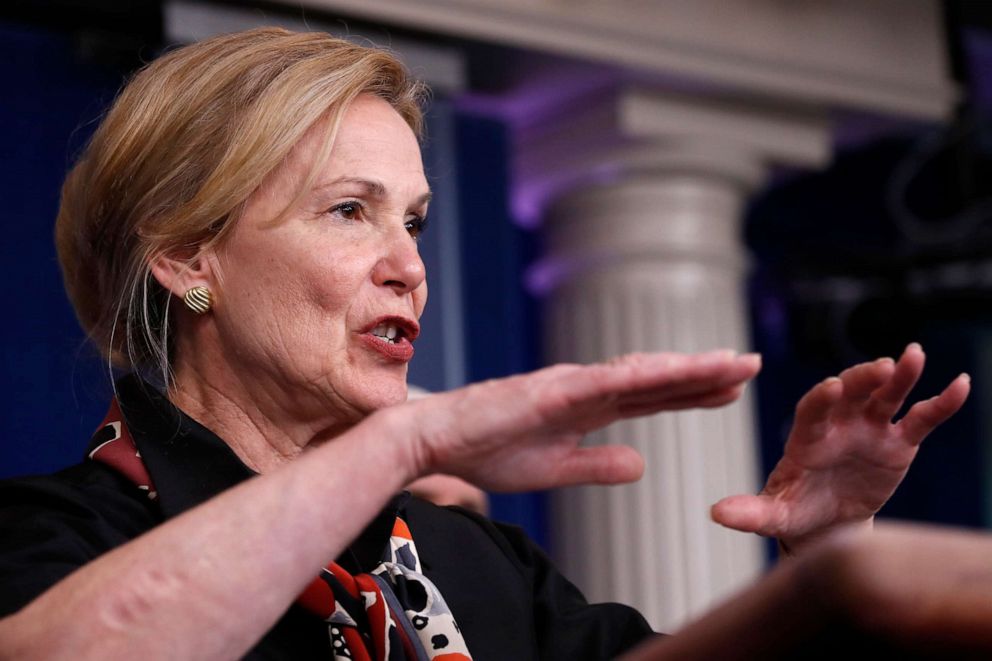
[207,94,430,424]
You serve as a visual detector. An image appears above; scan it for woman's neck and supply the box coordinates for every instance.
[167,360,358,474]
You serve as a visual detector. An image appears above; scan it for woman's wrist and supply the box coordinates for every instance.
[368,403,434,486]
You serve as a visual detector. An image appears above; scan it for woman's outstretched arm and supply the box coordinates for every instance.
[0,350,760,660]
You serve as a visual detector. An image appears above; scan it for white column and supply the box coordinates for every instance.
[544,167,762,633]
[522,92,831,632]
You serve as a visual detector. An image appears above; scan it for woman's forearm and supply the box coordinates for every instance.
[0,409,417,660]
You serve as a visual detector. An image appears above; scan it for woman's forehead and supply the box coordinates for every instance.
[282,98,426,191]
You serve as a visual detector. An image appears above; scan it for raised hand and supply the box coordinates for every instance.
[400,350,762,493]
[711,343,970,552]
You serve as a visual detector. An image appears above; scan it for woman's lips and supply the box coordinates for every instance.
[357,316,418,362]
[359,332,415,362]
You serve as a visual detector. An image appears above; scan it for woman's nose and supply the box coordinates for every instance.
[373,228,426,294]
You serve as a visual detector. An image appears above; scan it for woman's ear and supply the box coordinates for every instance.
[149,248,215,300]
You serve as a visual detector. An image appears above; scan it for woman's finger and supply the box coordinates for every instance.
[834,358,895,418]
[710,493,783,537]
[584,351,759,398]
[546,351,760,421]
[898,374,971,445]
[598,354,761,407]
[613,358,759,412]
[615,369,754,405]
[619,383,747,417]
[534,444,646,489]
[864,343,926,422]
[789,376,844,445]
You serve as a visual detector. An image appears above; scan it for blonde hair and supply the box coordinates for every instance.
[55,27,426,383]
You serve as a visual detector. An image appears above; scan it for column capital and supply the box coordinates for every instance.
[513,87,832,227]
[298,0,953,121]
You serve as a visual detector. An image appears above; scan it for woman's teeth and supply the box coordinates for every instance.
[371,323,400,344]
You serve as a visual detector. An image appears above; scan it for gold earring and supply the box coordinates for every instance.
[183,286,212,314]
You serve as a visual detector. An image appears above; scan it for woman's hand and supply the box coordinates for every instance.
[710,343,970,553]
[398,350,762,492]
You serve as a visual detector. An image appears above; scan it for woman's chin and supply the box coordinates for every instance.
[351,380,410,413]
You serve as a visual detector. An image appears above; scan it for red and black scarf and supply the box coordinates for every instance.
[88,398,473,661]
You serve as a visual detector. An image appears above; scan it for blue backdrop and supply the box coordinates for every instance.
[1,21,121,477]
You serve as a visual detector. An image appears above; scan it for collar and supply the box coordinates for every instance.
[103,374,404,572]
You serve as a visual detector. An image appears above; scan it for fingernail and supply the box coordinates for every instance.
[907,342,922,352]
[960,373,971,383]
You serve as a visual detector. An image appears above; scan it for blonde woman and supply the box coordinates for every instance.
[0,28,969,659]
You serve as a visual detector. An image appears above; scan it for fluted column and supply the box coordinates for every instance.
[523,91,831,632]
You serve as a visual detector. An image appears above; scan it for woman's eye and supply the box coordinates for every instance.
[405,215,428,240]
[329,201,363,220]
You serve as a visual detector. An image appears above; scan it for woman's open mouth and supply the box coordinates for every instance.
[370,322,403,345]
[359,317,418,362]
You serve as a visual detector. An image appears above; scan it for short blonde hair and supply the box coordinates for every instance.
[55,27,426,381]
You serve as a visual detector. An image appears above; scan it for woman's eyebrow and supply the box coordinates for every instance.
[317,177,432,206]
[322,177,386,197]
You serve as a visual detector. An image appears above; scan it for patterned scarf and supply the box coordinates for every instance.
[87,398,473,661]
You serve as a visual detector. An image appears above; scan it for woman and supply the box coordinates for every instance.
[0,28,970,659]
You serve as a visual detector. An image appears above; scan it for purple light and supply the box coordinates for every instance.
[964,28,992,111]
[453,62,622,229]
[512,161,627,230]
[524,253,617,296]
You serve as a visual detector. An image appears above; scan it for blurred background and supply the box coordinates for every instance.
[3,0,992,631]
